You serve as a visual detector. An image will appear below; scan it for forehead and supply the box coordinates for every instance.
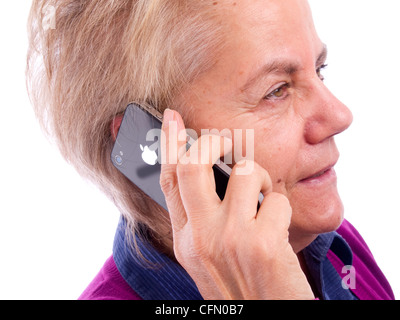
[179,0,323,107]
[215,0,320,55]
[191,0,323,93]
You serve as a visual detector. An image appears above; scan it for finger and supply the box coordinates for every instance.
[222,160,273,220]
[177,134,233,218]
[160,108,188,232]
[256,192,292,236]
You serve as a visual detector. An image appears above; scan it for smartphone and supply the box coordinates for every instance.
[111,103,233,211]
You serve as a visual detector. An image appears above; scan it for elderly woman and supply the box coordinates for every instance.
[27,0,394,300]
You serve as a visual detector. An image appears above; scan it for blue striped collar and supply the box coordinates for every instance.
[113,216,202,300]
[303,231,358,300]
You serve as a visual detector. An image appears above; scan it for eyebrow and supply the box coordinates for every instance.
[241,44,328,92]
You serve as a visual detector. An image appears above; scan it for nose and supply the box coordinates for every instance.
[303,81,353,145]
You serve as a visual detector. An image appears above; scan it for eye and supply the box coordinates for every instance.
[316,64,328,81]
[264,83,290,100]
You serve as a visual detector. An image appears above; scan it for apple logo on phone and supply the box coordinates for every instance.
[140,144,158,166]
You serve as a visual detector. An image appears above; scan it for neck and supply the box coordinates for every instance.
[289,232,318,254]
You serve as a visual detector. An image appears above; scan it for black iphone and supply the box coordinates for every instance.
[111,103,233,211]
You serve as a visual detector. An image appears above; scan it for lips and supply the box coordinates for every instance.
[299,162,337,183]
[305,167,331,180]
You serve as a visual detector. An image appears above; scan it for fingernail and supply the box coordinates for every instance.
[163,108,175,124]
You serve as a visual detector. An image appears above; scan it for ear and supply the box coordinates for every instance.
[110,114,124,142]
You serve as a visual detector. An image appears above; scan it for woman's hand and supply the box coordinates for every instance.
[160,109,314,300]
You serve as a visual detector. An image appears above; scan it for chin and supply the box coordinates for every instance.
[288,186,345,250]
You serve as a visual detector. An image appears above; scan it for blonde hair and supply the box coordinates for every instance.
[26,0,225,255]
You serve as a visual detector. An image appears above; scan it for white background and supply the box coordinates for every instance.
[0,1,399,299]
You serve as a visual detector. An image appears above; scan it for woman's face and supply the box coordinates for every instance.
[178,0,353,251]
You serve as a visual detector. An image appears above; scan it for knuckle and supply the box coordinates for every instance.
[173,241,187,264]
[248,240,272,261]
[231,159,257,179]
[269,192,291,207]
[176,162,204,180]
[186,225,221,261]
[160,168,177,195]
[188,235,213,262]
[232,160,268,179]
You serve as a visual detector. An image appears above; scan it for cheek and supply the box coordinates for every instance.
[253,122,302,194]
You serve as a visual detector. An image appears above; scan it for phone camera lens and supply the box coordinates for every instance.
[115,155,123,165]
